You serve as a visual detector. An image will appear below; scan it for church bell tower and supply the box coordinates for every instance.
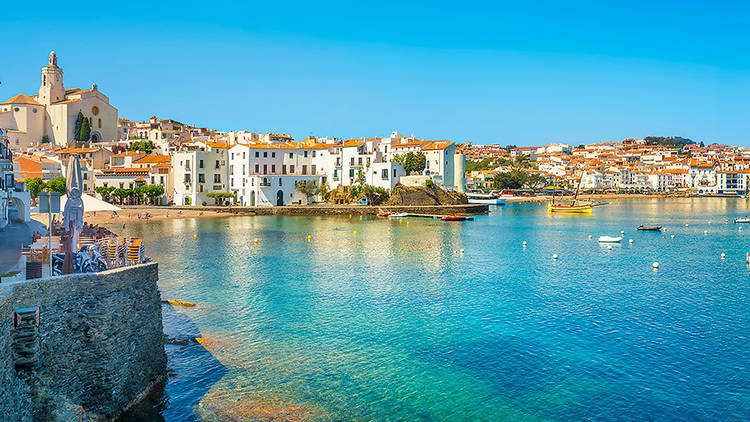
[38,51,65,105]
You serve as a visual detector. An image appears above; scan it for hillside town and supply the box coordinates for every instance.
[2,52,750,230]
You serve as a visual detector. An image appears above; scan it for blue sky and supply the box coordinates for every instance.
[2,1,749,146]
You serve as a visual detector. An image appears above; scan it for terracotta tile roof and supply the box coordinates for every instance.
[133,154,171,164]
[422,141,454,151]
[1,94,41,106]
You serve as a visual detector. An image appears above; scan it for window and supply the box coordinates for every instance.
[255,164,259,173]
[279,178,283,186]
[312,151,316,157]
[302,165,307,175]
[304,151,308,158]
[289,153,293,159]
[199,160,204,169]
[160,176,164,184]
[393,169,397,178]
[263,152,268,158]
[263,164,267,174]
[271,164,276,173]
[129,183,133,189]
[311,165,316,174]
[214,174,221,183]
[272,152,276,158]
[255,151,259,158]
[215,160,220,169]
[282,165,287,174]
[151,176,155,184]
[83,173,88,180]
[98,118,102,128]
[120,183,124,188]
[84,184,88,191]
[290,165,295,174]
[199,185,203,192]
[358,158,362,165]
[350,169,355,178]
[382,169,388,179]
[198,174,205,183]
[183,175,190,183]
[350,158,355,165]
[231,153,234,159]
[243,152,246,159]
[229,165,234,173]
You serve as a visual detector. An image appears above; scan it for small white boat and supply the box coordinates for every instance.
[735,217,750,223]
[467,192,506,205]
[598,236,623,243]
[390,212,409,218]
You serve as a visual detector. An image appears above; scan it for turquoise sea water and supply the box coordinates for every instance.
[122,199,750,421]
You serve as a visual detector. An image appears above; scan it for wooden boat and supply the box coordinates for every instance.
[598,236,622,243]
[390,212,408,218]
[735,217,750,223]
[548,174,593,213]
[467,192,506,205]
[637,225,663,231]
[377,212,393,218]
[441,216,474,221]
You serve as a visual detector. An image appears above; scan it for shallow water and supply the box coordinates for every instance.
[121,198,750,421]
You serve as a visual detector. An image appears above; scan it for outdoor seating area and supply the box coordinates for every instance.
[5,235,148,281]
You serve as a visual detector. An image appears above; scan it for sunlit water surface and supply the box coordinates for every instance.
[121,199,750,421]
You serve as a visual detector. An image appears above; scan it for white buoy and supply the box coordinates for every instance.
[522,241,527,247]
[460,248,465,254]
[652,262,659,269]
[607,245,612,250]
[685,223,689,227]
[721,253,726,259]
[629,239,633,244]
[671,234,675,239]
[552,254,558,260]
[588,235,592,240]
[620,230,624,235]
[704,230,708,235]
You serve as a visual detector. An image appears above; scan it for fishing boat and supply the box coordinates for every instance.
[466,192,505,205]
[548,174,593,213]
[441,215,474,221]
[377,212,393,218]
[598,236,622,243]
[390,212,409,218]
[735,217,750,223]
[637,225,663,231]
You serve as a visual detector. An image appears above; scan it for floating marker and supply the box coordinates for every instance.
[721,253,726,259]
[460,248,465,254]
[307,235,311,242]
[685,223,689,227]
[629,239,633,244]
[746,253,750,263]
[522,241,527,247]
[406,221,409,226]
[653,262,659,269]
[552,254,558,260]
[620,230,625,235]
[671,234,675,239]
[607,245,613,250]
[353,231,357,236]
[193,234,197,239]
[254,238,259,244]
[387,227,391,232]
[349,214,352,219]
[359,215,362,220]
[588,235,592,240]
[704,230,708,235]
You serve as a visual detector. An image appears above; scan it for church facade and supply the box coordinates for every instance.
[0,52,118,150]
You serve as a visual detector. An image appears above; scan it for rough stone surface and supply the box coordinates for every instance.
[125,203,488,216]
[0,263,166,421]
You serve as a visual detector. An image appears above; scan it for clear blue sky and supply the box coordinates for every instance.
[3,1,749,146]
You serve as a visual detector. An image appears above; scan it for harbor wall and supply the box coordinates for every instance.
[0,263,166,421]
[125,203,489,216]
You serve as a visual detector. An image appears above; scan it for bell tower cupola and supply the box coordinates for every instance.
[38,51,65,105]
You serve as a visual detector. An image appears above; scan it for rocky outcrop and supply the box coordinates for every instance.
[385,184,468,206]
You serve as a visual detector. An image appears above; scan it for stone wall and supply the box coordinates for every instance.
[126,203,489,216]
[0,263,166,421]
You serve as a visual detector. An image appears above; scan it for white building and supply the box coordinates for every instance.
[172,142,230,206]
[0,52,118,149]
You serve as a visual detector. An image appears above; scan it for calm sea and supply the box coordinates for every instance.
[120,198,750,421]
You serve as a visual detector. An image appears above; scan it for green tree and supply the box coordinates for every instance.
[74,112,84,141]
[95,186,116,202]
[129,141,155,153]
[206,192,235,205]
[295,181,318,203]
[143,185,165,204]
[413,152,426,173]
[26,177,45,203]
[79,117,91,142]
[403,152,415,174]
[492,170,527,190]
[360,184,389,205]
[317,181,330,202]
[45,177,67,195]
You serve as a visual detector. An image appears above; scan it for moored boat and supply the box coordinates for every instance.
[548,173,593,213]
[637,225,663,231]
[441,216,474,221]
[390,212,408,218]
[598,236,622,243]
[467,192,506,205]
[735,217,750,223]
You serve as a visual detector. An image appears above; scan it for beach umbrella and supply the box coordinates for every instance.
[61,193,121,212]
